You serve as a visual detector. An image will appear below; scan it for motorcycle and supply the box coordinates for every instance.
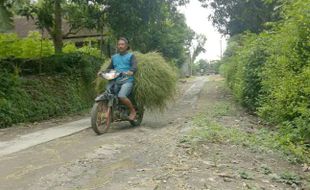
[91,70,144,135]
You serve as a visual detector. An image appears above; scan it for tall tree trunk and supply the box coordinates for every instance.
[100,27,104,58]
[189,55,193,76]
[107,39,111,58]
[54,0,63,53]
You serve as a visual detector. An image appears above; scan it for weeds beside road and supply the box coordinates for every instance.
[179,76,310,189]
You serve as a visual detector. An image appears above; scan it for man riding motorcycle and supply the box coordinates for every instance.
[98,37,137,121]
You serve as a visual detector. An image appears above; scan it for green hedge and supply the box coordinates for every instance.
[0,32,102,59]
[0,32,54,58]
[219,0,309,161]
[219,33,268,112]
[0,53,102,127]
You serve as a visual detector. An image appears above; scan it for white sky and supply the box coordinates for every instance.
[178,0,227,62]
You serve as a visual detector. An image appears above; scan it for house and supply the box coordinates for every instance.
[12,17,104,47]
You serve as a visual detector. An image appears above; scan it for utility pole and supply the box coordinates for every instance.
[220,37,223,59]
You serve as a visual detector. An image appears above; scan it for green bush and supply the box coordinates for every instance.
[0,32,102,59]
[0,53,102,127]
[63,42,102,58]
[63,42,78,53]
[0,52,101,77]
[0,32,54,58]
[219,33,267,111]
[258,0,310,150]
[78,46,101,58]
[258,0,310,124]
[219,0,310,158]
[0,33,21,58]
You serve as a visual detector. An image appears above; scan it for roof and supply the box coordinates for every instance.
[12,17,102,40]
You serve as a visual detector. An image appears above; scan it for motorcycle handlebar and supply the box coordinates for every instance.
[99,71,131,77]
[98,70,132,80]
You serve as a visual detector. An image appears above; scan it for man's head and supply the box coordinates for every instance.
[117,37,130,53]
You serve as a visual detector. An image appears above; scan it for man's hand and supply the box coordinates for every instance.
[124,71,134,76]
[97,71,102,76]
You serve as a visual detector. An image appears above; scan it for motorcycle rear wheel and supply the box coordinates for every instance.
[91,102,111,135]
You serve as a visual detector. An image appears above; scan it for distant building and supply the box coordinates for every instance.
[12,17,103,47]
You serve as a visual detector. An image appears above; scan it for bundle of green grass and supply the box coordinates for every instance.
[95,52,177,110]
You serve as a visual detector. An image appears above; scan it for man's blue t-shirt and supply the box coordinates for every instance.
[111,52,135,82]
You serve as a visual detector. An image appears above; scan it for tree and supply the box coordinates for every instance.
[54,0,62,53]
[3,0,193,58]
[189,34,207,75]
[104,0,194,66]
[199,0,281,36]
[0,0,13,32]
[17,0,106,53]
[0,0,31,32]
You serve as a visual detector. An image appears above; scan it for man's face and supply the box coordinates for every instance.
[117,40,128,53]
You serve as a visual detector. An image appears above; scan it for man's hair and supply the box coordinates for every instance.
[119,37,129,44]
[118,37,130,50]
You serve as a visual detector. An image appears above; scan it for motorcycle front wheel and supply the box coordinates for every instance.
[91,102,111,135]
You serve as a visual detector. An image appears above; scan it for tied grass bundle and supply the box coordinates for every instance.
[133,52,177,110]
[95,51,177,110]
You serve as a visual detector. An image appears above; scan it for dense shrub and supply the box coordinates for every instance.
[258,0,310,152]
[0,53,102,127]
[63,42,102,58]
[258,0,310,124]
[219,0,309,159]
[0,32,54,58]
[0,32,102,59]
[219,33,268,111]
[0,32,104,127]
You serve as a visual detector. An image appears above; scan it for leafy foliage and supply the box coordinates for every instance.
[0,32,102,59]
[0,0,14,32]
[5,0,194,62]
[199,0,281,35]
[194,59,221,75]
[219,33,267,111]
[258,0,310,125]
[63,42,101,58]
[104,0,194,66]
[191,34,207,62]
[219,0,310,154]
[0,31,54,58]
[0,53,102,127]
[16,0,107,53]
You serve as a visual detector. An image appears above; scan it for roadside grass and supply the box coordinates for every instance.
[191,115,279,153]
[208,101,236,117]
[187,81,310,164]
[271,171,303,186]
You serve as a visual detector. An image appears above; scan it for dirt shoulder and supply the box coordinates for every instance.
[160,76,310,190]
